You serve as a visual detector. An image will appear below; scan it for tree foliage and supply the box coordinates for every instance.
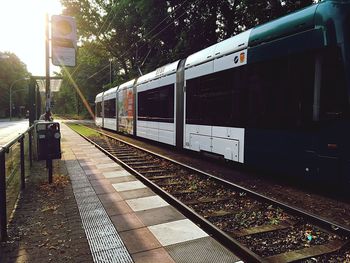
[0,52,30,117]
[57,0,317,116]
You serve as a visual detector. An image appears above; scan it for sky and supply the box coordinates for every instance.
[0,0,63,76]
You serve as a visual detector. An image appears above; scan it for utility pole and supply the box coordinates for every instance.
[45,13,53,184]
[109,58,114,87]
[45,13,51,117]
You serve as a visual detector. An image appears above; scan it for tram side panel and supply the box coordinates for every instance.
[182,29,252,163]
[136,76,176,146]
[95,92,103,127]
[318,1,350,185]
[183,55,246,163]
[103,87,118,131]
[103,98,117,131]
[243,4,350,183]
[117,86,134,135]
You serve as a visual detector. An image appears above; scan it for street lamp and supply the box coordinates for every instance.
[9,77,30,121]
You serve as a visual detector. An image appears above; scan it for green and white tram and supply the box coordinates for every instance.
[96,0,350,185]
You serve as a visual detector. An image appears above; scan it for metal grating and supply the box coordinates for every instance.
[92,247,135,263]
[74,186,96,194]
[83,219,112,232]
[74,195,100,206]
[88,234,125,252]
[71,180,92,189]
[166,237,242,263]
[69,163,134,263]
[74,190,98,199]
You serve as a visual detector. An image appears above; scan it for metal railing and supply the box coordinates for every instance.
[0,126,33,241]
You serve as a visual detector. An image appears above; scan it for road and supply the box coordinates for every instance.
[0,119,29,147]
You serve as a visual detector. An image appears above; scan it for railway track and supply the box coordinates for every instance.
[70,124,350,263]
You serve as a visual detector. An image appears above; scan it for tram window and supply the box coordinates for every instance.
[104,98,116,118]
[186,67,247,127]
[246,52,314,129]
[320,48,349,120]
[186,52,315,129]
[138,85,174,122]
[96,102,102,117]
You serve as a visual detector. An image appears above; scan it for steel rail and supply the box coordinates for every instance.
[74,129,265,263]
[84,126,350,237]
[72,124,350,261]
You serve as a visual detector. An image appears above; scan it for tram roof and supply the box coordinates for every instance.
[136,60,180,85]
[118,79,136,90]
[104,86,118,96]
[95,92,104,102]
[185,30,251,69]
[184,2,322,69]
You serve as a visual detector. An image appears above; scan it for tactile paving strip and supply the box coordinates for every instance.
[66,156,134,263]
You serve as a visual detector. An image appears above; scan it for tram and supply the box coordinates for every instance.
[95,0,350,184]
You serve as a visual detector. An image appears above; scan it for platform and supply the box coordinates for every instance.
[61,123,243,263]
[0,122,243,262]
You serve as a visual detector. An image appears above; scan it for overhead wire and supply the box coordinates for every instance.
[85,0,192,80]
[118,0,195,60]
[90,0,202,80]
[85,0,205,81]
[138,0,189,42]
[131,0,205,64]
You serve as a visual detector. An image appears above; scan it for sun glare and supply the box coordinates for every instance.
[0,0,63,76]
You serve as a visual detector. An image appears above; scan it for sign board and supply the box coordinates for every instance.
[36,78,63,92]
[51,15,77,67]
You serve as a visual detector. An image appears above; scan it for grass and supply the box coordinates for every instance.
[53,114,93,120]
[67,123,100,137]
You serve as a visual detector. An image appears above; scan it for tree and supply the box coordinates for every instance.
[0,52,30,118]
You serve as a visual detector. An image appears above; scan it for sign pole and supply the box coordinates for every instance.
[45,13,53,184]
[45,13,51,116]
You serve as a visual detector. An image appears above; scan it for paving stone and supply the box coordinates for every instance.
[98,167,123,173]
[126,195,169,212]
[90,158,118,165]
[92,184,116,194]
[110,213,145,232]
[96,163,120,169]
[102,200,133,216]
[80,164,97,170]
[103,170,131,178]
[86,173,105,181]
[119,227,162,254]
[148,219,208,246]
[112,181,147,192]
[136,206,186,226]
[119,188,156,200]
[97,192,123,204]
[107,175,137,184]
[165,237,242,263]
[90,178,112,187]
[132,248,176,263]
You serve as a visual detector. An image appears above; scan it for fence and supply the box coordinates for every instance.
[0,126,33,241]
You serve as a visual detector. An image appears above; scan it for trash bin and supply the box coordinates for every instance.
[34,121,61,160]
